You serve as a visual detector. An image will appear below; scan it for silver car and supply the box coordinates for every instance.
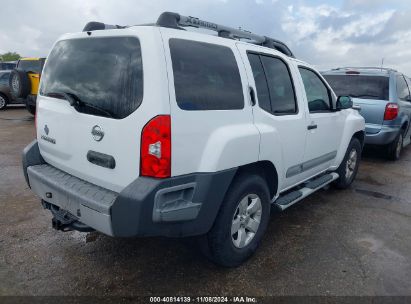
[323,67,411,160]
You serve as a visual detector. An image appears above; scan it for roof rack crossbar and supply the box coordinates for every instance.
[156,12,295,58]
[83,21,127,32]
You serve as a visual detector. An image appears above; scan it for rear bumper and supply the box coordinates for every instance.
[365,125,400,145]
[23,140,236,237]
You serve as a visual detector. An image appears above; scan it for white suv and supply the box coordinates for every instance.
[22,12,365,267]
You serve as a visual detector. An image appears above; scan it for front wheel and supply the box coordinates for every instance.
[201,174,271,267]
[333,138,362,189]
[0,94,8,110]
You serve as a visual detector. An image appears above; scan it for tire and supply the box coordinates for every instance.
[26,103,36,115]
[9,69,31,99]
[333,138,362,189]
[386,130,404,161]
[201,174,271,267]
[0,93,8,110]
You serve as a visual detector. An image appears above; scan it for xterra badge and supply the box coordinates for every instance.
[41,124,56,144]
[91,125,104,142]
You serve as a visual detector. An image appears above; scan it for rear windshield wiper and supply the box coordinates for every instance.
[45,92,114,118]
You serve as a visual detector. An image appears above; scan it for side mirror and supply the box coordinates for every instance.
[336,96,353,110]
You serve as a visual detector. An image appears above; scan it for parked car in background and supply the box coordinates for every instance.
[0,61,17,70]
[0,70,20,110]
[9,57,46,115]
[23,12,364,267]
[323,67,411,160]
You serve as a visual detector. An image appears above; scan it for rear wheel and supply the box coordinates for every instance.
[201,174,271,267]
[387,131,403,161]
[0,94,8,110]
[334,138,361,189]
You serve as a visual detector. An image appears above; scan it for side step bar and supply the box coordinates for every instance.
[274,173,339,211]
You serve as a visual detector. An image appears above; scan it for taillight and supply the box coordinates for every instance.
[384,103,399,121]
[140,115,171,178]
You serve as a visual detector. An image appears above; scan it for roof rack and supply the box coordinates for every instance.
[82,12,295,58]
[156,12,295,58]
[334,67,398,73]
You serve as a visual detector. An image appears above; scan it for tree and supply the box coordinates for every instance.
[0,52,21,61]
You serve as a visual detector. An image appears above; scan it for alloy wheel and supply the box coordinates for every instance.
[345,148,358,180]
[0,95,6,109]
[231,194,262,249]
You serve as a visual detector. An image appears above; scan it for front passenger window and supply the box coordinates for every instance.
[299,68,331,112]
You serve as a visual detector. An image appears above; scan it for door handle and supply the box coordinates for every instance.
[249,86,256,106]
[307,124,318,130]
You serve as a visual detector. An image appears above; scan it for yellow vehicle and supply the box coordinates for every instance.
[9,57,46,114]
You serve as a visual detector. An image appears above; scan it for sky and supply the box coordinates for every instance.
[1,0,411,74]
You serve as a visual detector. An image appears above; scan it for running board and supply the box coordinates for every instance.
[274,173,339,211]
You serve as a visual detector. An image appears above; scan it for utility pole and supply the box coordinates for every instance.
[381,58,384,70]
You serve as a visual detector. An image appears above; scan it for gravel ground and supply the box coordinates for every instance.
[0,107,410,297]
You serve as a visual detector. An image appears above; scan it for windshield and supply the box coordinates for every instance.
[18,60,42,74]
[323,75,389,101]
[40,37,143,119]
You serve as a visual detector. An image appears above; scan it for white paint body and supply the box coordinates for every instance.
[36,26,365,198]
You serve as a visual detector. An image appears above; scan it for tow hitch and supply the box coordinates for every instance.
[42,200,95,233]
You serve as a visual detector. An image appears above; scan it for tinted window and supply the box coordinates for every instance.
[0,72,9,85]
[18,60,42,74]
[40,37,143,119]
[324,75,389,101]
[397,75,410,100]
[299,68,331,112]
[247,53,271,113]
[170,39,244,111]
[260,56,297,114]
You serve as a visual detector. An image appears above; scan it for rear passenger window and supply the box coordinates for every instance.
[260,56,297,114]
[397,75,410,100]
[299,67,331,112]
[169,39,244,111]
[247,53,297,115]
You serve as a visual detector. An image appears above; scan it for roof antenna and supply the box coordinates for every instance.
[381,58,384,71]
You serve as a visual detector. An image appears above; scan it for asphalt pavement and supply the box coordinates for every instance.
[1,107,410,296]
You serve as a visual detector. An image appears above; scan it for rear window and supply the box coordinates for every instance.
[324,75,389,101]
[40,37,143,119]
[169,39,244,111]
[18,60,42,74]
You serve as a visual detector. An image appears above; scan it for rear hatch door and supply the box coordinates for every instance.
[36,29,169,192]
[323,73,390,134]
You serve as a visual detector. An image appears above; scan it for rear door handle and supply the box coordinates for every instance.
[307,124,318,130]
[249,86,256,106]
